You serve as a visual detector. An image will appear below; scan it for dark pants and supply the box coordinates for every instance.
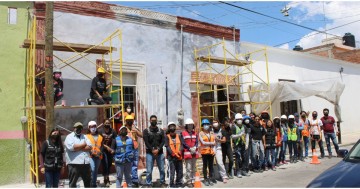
[311,135,325,157]
[90,94,112,105]
[169,158,183,186]
[234,144,248,173]
[288,141,298,158]
[45,169,60,188]
[279,141,287,162]
[68,164,91,188]
[222,143,233,175]
[297,139,304,158]
[202,154,214,179]
[102,152,113,176]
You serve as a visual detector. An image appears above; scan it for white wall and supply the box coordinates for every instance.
[240,42,360,135]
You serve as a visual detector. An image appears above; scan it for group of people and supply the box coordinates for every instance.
[39,108,340,188]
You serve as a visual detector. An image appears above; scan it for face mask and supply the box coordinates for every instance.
[104,124,111,129]
[126,121,133,126]
[127,109,131,113]
[289,119,294,124]
[150,121,157,127]
[244,119,250,124]
[75,128,82,135]
[120,132,127,136]
[313,114,317,118]
[213,123,219,128]
[203,125,210,130]
[324,111,329,116]
[187,125,194,130]
[50,134,58,140]
[236,120,242,125]
[301,114,306,118]
[274,119,280,124]
[169,128,176,133]
[90,128,96,133]
[98,73,104,77]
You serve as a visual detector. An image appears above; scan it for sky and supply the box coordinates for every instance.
[113,1,360,50]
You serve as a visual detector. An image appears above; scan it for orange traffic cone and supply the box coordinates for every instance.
[194,171,202,188]
[310,149,321,164]
[122,181,128,188]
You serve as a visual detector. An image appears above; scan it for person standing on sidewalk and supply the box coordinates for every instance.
[321,108,339,158]
[199,119,216,186]
[310,111,325,159]
[294,113,304,161]
[40,128,64,188]
[242,116,252,176]
[101,120,117,187]
[180,118,199,188]
[212,120,229,183]
[64,122,92,188]
[112,126,134,188]
[287,115,299,163]
[86,121,104,188]
[143,115,166,188]
[250,116,266,173]
[264,120,277,171]
[165,122,183,188]
[232,113,248,177]
[221,118,235,178]
[300,111,311,158]
[279,115,288,165]
[124,115,143,187]
[273,117,282,166]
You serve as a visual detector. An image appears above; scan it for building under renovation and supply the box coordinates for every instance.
[1,1,360,186]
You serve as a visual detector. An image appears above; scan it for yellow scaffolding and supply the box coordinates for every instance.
[194,38,272,125]
[24,16,125,187]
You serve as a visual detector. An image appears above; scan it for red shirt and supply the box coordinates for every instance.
[321,116,335,133]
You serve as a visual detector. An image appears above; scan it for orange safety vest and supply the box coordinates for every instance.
[301,119,310,137]
[199,132,215,155]
[167,134,182,160]
[127,127,139,149]
[87,134,103,159]
[276,127,282,147]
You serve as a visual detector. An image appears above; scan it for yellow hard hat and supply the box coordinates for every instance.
[125,115,134,120]
[97,67,106,73]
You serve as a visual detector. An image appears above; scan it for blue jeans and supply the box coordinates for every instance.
[146,153,165,185]
[251,140,264,169]
[90,157,101,187]
[132,149,139,183]
[303,137,309,157]
[265,148,276,167]
[101,152,113,176]
[274,146,280,164]
[116,162,132,188]
[279,141,287,162]
[324,132,339,155]
[45,170,60,188]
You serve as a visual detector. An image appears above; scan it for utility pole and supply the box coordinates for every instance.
[45,2,54,137]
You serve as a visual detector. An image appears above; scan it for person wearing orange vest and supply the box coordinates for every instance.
[199,119,216,186]
[165,122,183,188]
[86,121,104,188]
[309,111,325,159]
[180,118,199,188]
[124,115,142,187]
[299,111,310,158]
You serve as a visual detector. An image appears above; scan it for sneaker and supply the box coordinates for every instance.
[210,178,217,184]
[282,160,288,164]
[203,179,209,186]
[208,179,214,186]
[329,154,332,159]
[264,167,269,171]
[86,98,92,105]
[241,171,249,177]
[253,169,259,173]
[236,172,242,178]
[186,183,194,188]
[223,178,228,184]
[160,183,167,188]
[271,166,276,171]
[259,169,264,173]
[228,174,234,179]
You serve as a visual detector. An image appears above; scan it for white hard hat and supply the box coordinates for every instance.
[88,121,97,127]
[281,115,287,119]
[235,113,243,120]
[288,115,295,119]
[167,122,176,128]
[185,118,194,125]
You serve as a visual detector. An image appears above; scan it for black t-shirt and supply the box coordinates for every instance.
[90,76,107,96]
[250,125,266,140]
[143,126,166,154]
[221,127,232,147]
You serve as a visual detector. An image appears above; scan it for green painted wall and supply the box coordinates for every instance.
[0,2,32,186]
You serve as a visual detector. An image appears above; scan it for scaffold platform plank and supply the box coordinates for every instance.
[196,56,251,66]
[25,104,120,110]
[21,39,117,54]
[200,100,251,107]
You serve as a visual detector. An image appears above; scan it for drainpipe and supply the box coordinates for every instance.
[180,25,184,110]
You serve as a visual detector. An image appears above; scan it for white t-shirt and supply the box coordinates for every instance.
[212,129,223,150]
[309,119,323,135]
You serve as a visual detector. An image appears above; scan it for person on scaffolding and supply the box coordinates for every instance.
[87,67,112,105]
[36,69,64,105]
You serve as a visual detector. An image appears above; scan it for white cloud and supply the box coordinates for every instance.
[278,43,289,50]
[289,1,360,49]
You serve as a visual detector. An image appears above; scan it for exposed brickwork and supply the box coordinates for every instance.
[334,49,360,64]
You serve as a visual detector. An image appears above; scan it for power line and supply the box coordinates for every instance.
[172,2,222,25]
[219,1,342,38]
[274,19,360,47]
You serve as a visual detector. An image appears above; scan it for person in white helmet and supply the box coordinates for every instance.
[231,113,246,178]
[180,118,199,187]
[287,115,299,163]
[279,115,288,164]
